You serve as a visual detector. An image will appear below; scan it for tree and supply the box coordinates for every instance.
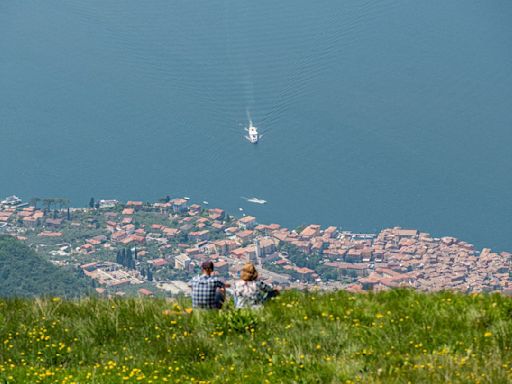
[0,236,90,297]
[29,197,41,209]
[316,265,339,281]
[282,243,321,270]
[116,249,126,266]
[121,248,127,266]
[56,198,70,210]
[42,198,52,212]
[118,248,135,269]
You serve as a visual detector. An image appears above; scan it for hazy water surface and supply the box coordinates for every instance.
[1,0,511,250]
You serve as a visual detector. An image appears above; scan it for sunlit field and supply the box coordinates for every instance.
[1,290,511,383]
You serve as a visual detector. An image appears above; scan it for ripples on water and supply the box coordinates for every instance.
[1,0,512,250]
[61,0,395,146]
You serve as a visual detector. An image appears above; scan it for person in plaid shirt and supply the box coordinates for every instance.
[189,260,229,309]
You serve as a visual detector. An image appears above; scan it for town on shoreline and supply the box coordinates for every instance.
[1,195,510,297]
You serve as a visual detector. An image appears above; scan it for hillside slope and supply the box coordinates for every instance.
[0,290,511,383]
[0,235,89,297]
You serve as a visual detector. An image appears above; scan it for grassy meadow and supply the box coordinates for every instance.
[1,289,511,383]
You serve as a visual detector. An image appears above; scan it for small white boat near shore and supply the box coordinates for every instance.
[241,196,267,204]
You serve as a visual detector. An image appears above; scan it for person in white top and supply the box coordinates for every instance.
[232,263,278,309]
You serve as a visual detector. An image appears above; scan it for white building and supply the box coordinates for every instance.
[175,254,191,270]
[99,199,119,209]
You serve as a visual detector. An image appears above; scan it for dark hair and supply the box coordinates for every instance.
[201,260,214,271]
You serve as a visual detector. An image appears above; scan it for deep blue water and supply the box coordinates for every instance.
[1,1,511,250]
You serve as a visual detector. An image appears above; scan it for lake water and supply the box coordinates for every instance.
[1,0,511,250]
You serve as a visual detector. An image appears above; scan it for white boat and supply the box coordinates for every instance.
[244,120,260,144]
[242,196,267,204]
[247,197,267,204]
[239,207,244,211]
[202,201,209,205]
[183,197,190,200]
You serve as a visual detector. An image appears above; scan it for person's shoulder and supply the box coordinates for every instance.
[257,280,273,290]
[205,275,223,283]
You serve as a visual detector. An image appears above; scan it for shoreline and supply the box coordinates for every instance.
[1,194,510,297]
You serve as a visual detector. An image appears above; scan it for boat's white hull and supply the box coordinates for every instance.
[247,198,266,204]
[245,135,259,144]
[242,196,267,204]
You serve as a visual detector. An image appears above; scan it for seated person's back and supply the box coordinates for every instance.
[232,263,277,308]
[189,261,226,309]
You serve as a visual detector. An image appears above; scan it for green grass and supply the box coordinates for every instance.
[1,290,512,383]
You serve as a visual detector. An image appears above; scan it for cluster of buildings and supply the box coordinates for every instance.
[81,261,143,287]
[0,195,510,295]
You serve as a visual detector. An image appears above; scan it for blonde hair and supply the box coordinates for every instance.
[240,263,258,281]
